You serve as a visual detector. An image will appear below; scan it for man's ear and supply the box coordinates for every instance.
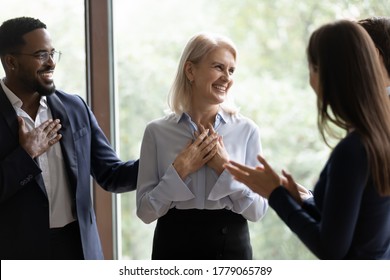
[4,54,17,71]
[375,47,381,57]
[375,47,386,63]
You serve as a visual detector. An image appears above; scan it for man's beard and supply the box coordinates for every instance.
[36,67,56,96]
[37,81,56,96]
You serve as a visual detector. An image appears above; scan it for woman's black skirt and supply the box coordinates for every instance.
[151,208,252,260]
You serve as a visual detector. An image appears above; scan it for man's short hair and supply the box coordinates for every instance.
[0,17,46,55]
[358,17,390,77]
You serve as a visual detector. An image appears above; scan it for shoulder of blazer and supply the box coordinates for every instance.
[51,90,91,116]
[54,90,87,106]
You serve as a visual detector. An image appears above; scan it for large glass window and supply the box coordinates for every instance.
[0,0,86,98]
[114,0,388,259]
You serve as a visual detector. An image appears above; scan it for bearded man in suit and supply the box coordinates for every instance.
[0,17,138,260]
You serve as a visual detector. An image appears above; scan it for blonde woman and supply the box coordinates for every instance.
[136,33,267,260]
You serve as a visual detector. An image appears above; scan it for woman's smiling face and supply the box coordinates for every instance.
[189,47,236,108]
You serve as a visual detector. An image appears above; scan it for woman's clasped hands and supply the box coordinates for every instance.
[172,123,230,179]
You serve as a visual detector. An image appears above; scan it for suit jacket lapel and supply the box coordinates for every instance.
[47,93,78,193]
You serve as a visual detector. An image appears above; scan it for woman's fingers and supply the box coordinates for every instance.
[193,129,209,145]
[224,162,250,177]
[227,160,254,174]
[256,155,270,170]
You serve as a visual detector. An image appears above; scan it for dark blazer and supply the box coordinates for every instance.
[0,88,139,259]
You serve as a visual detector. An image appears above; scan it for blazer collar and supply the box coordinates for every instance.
[47,93,78,191]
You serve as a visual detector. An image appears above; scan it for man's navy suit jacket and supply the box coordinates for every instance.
[0,88,138,259]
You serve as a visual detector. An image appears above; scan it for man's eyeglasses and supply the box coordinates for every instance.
[11,51,62,64]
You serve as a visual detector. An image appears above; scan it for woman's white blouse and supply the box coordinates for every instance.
[136,110,268,224]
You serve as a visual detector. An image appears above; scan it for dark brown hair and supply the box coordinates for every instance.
[307,20,390,196]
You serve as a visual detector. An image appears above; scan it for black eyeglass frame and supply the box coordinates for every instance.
[10,50,62,63]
